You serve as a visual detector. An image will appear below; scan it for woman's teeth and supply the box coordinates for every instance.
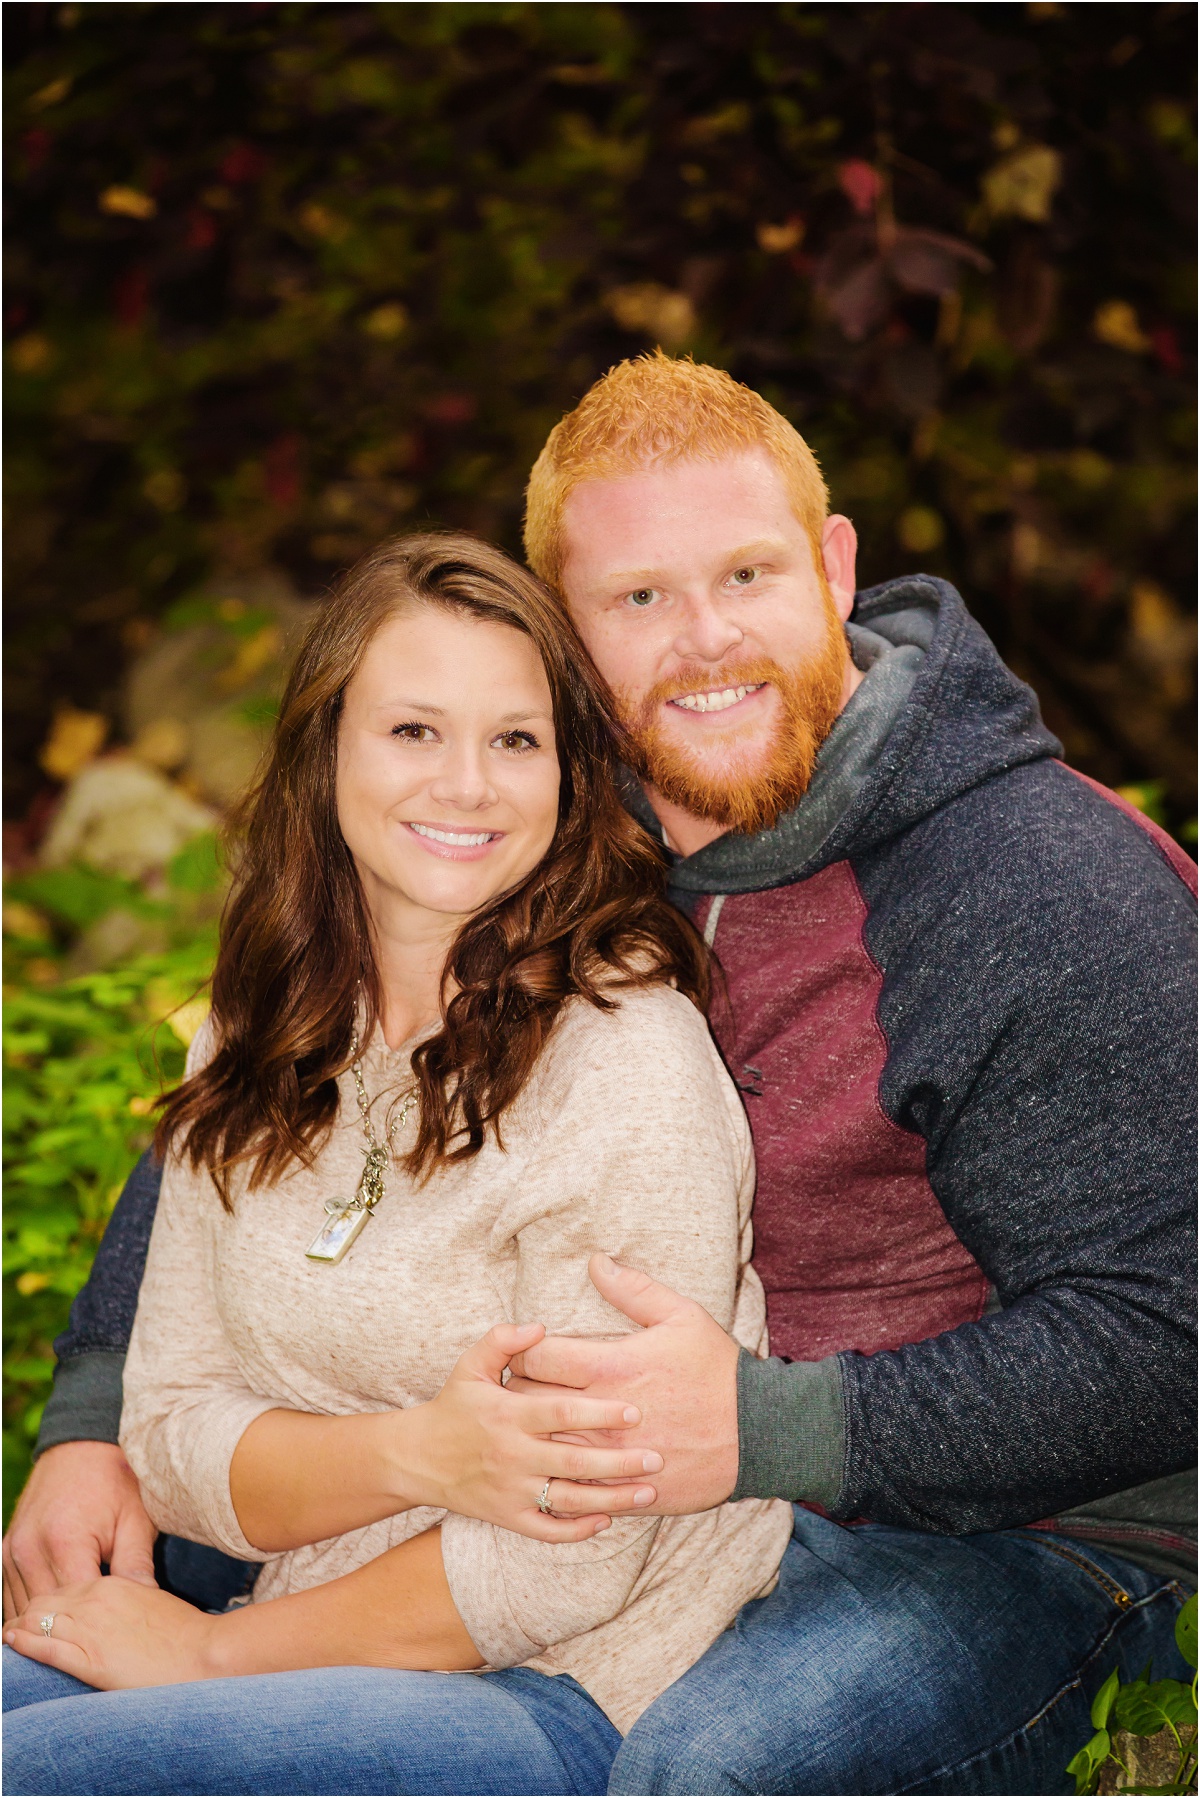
[409,824,495,846]
[671,683,763,714]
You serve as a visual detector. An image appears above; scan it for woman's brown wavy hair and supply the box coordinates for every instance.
[155,531,709,1202]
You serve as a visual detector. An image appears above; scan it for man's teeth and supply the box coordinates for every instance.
[410,824,495,846]
[671,683,763,714]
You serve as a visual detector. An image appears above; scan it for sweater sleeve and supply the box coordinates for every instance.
[119,1021,278,1559]
[118,1149,278,1559]
[440,985,756,1667]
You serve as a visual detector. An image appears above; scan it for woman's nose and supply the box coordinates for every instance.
[427,749,497,811]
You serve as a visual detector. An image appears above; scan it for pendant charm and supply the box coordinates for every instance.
[306,1201,371,1265]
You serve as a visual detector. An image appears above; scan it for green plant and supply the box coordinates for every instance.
[2,837,222,1520]
[1067,1593,1198,1795]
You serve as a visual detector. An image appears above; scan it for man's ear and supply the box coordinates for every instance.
[821,514,858,621]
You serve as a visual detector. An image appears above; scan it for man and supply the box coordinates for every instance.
[6,354,1195,1793]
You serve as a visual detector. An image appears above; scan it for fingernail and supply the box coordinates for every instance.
[595,1253,615,1274]
[623,1406,640,1424]
[592,1518,610,1533]
[642,1452,664,1472]
[633,1487,655,1505]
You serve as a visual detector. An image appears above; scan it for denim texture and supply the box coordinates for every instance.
[607,1506,1191,1796]
[1,1654,619,1795]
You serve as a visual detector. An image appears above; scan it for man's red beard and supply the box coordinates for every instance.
[619,606,848,836]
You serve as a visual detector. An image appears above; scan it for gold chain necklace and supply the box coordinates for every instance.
[305,1031,415,1266]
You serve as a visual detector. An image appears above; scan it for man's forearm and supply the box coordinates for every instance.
[202,1526,482,1675]
[36,1150,164,1458]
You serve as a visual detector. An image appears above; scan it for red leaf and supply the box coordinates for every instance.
[265,432,302,507]
[114,267,149,327]
[838,160,882,217]
[1151,325,1182,377]
[220,142,266,186]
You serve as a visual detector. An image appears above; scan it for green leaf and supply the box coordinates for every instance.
[1113,1678,1194,1736]
[1066,1729,1110,1795]
[1175,1593,1197,1670]
[1092,1667,1121,1730]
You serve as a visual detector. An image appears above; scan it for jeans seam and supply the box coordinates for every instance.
[893,1581,1186,1795]
[1015,1533,1134,1607]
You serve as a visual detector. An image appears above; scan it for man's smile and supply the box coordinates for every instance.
[667,682,768,716]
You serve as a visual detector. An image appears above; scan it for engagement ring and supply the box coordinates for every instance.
[536,1479,554,1515]
[38,1615,55,1637]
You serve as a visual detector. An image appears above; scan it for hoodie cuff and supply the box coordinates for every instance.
[731,1349,846,1507]
[35,1351,125,1458]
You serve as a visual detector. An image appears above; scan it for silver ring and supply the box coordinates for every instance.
[39,1614,56,1638]
[536,1479,554,1515]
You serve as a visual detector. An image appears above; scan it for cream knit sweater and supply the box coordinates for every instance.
[120,983,793,1733]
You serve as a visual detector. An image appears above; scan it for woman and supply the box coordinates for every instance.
[3,534,792,1796]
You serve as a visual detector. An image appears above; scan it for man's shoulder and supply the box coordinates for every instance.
[856,757,1196,937]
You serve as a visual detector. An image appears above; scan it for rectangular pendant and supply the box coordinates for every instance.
[305,1204,371,1265]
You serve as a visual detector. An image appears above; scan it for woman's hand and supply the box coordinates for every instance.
[3,1576,222,1690]
[390,1320,666,1541]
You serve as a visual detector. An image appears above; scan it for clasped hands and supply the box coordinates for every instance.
[409,1252,741,1540]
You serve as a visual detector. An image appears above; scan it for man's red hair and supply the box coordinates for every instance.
[524,351,830,586]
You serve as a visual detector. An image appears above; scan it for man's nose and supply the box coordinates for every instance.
[427,747,497,811]
[672,591,745,664]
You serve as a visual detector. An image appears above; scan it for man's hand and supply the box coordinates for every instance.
[2,1443,157,1622]
[509,1253,741,1516]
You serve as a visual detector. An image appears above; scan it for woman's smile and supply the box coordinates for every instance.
[402,820,507,860]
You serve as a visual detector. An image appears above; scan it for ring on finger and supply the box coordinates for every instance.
[39,1614,56,1638]
[536,1478,554,1515]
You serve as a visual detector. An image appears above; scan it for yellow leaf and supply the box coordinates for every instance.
[604,284,696,348]
[300,202,349,242]
[982,145,1061,223]
[99,185,158,221]
[142,468,186,512]
[216,623,283,693]
[28,75,72,111]
[9,333,54,374]
[897,507,945,553]
[3,901,51,942]
[756,219,805,254]
[362,302,409,340]
[16,1272,50,1296]
[128,1094,158,1116]
[39,706,108,782]
[1093,300,1150,354]
[166,998,210,1048]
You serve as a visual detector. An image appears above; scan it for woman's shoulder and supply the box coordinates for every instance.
[532,981,734,1115]
[183,1010,219,1079]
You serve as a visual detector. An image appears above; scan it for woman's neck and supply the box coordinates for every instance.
[368,902,462,1051]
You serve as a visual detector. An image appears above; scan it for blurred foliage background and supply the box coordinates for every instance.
[3,2,1196,1512]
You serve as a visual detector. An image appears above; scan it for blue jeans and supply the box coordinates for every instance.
[1,1653,619,1795]
[609,1507,1192,1795]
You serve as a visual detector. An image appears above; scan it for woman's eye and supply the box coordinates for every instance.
[625,587,659,609]
[495,730,539,753]
[391,722,438,743]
